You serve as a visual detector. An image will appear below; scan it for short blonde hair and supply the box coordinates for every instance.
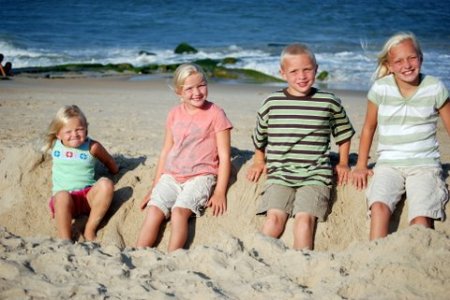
[372,32,423,80]
[173,63,207,94]
[42,105,88,153]
[280,43,317,68]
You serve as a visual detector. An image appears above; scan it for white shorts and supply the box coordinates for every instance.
[366,165,448,222]
[148,174,217,218]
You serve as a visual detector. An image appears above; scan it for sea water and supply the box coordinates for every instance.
[1,0,449,90]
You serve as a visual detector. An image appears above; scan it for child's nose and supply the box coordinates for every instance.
[192,87,202,95]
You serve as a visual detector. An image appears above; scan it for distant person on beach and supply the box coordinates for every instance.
[4,62,13,77]
[136,63,233,252]
[0,54,6,77]
[247,44,355,250]
[352,32,450,240]
[43,105,118,241]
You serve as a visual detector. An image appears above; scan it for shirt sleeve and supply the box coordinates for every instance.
[252,98,270,150]
[435,79,449,109]
[213,106,233,132]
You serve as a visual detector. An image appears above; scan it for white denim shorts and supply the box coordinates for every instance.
[147,174,217,218]
[366,165,448,222]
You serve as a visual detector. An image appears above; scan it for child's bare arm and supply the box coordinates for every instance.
[246,148,266,182]
[207,129,231,216]
[439,99,450,136]
[140,128,174,210]
[352,101,378,190]
[335,139,351,185]
[90,140,119,174]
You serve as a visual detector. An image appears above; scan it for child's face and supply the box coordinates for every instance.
[280,54,317,97]
[387,39,422,86]
[178,73,208,111]
[57,117,87,148]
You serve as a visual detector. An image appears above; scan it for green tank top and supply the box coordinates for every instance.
[51,138,96,194]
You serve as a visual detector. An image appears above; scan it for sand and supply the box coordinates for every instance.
[0,76,449,299]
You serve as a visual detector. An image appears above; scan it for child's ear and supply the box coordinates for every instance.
[55,129,62,140]
[279,68,287,80]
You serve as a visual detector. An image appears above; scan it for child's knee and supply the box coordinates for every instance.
[370,201,391,215]
[53,192,73,210]
[294,212,316,225]
[96,177,114,192]
[171,207,192,221]
[294,212,316,233]
[265,211,288,231]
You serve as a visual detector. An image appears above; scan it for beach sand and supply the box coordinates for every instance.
[0,76,449,299]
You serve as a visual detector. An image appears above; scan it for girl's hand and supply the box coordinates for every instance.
[207,193,227,216]
[246,161,266,182]
[139,189,152,211]
[351,167,373,190]
[334,163,350,185]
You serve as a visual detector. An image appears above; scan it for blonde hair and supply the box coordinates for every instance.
[172,63,207,94]
[280,43,317,68]
[42,105,88,153]
[372,32,423,80]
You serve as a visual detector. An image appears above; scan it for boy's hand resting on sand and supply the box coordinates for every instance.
[246,160,267,182]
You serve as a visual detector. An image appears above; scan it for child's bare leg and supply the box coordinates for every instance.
[410,216,434,228]
[168,207,192,252]
[369,202,391,240]
[85,178,114,241]
[293,212,316,250]
[261,209,288,238]
[53,191,74,240]
[136,206,165,247]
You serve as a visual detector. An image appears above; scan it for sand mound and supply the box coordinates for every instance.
[1,144,449,251]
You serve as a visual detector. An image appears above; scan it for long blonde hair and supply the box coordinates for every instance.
[372,32,423,81]
[42,105,88,153]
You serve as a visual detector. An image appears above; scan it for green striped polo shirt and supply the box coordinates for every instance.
[252,88,355,187]
[368,74,448,167]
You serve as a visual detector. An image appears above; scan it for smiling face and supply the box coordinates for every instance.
[56,117,87,148]
[178,72,208,112]
[280,53,317,97]
[387,38,422,86]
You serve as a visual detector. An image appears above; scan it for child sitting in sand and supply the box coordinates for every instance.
[136,63,233,252]
[247,43,355,250]
[352,32,450,240]
[43,105,118,241]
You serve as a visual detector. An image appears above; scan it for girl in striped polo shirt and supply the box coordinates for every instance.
[353,32,450,240]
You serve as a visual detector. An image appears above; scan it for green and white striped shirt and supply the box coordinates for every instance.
[368,74,448,167]
[253,88,355,187]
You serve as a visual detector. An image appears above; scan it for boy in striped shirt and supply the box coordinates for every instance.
[247,43,355,250]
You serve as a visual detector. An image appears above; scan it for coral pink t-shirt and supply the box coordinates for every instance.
[164,101,233,182]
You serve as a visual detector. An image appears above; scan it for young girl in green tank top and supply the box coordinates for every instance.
[43,105,118,241]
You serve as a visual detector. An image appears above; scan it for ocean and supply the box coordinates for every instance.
[1,0,449,91]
